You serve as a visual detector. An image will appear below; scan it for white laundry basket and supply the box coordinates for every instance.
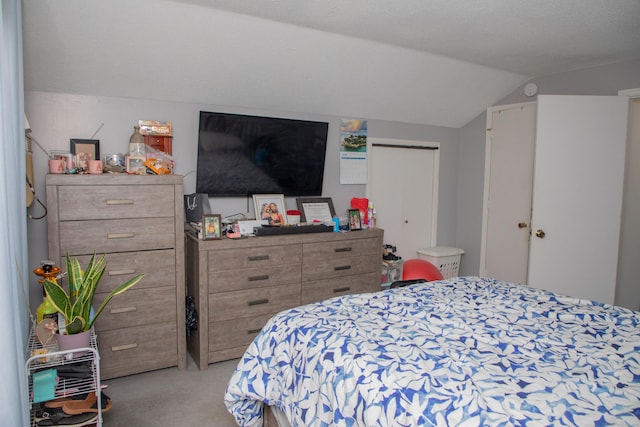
[417,246,464,279]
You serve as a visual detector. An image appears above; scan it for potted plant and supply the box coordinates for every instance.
[42,252,144,349]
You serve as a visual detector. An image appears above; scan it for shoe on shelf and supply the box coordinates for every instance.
[36,408,97,426]
[44,392,90,409]
[62,391,112,415]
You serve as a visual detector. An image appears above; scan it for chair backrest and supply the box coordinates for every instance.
[402,259,444,281]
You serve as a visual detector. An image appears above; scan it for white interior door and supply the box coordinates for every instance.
[369,139,438,260]
[481,103,537,283]
[528,95,628,304]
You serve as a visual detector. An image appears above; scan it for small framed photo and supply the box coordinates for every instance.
[126,156,147,174]
[296,197,336,223]
[50,150,75,172]
[253,194,287,226]
[203,214,222,240]
[348,209,362,231]
[70,139,100,170]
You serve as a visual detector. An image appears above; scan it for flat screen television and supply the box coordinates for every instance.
[196,111,329,197]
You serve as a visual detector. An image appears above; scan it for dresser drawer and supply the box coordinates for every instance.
[60,217,176,255]
[93,286,176,332]
[209,283,301,322]
[208,245,301,271]
[71,249,175,293]
[209,313,274,354]
[57,185,175,220]
[208,264,301,292]
[97,321,178,379]
[303,237,380,260]
[302,254,380,281]
[301,272,379,304]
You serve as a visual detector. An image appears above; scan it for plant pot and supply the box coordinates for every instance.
[56,330,91,357]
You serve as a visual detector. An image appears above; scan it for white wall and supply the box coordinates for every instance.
[25,91,460,312]
[456,112,487,277]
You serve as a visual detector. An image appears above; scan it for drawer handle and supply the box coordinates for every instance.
[247,328,262,335]
[248,275,269,282]
[110,306,137,314]
[107,233,135,239]
[108,269,136,276]
[333,286,351,293]
[111,343,138,352]
[248,255,269,261]
[334,265,351,271]
[334,247,352,253]
[106,199,134,205]
[248,298,269,306]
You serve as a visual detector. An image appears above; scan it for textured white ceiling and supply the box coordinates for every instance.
[172,0,640,76]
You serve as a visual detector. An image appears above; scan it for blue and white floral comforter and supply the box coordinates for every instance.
[225,276,640,426]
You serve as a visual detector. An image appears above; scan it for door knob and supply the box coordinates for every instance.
[535,229,546,238]
[518,222,528,229]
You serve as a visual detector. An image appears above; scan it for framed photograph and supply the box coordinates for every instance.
[126,156,147,174]
[348,208,362,231]
[202,214,222,240]
[49,150,75,172]
[70,139,100,170]
[253,194,287,226]
[296,197,336,223]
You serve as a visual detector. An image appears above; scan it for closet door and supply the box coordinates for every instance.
[528,95,628,304]
[368,139,439,260]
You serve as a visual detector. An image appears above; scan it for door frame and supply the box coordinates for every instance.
[367,137,440,251]
[616,88,640,307]
[619,88,640,97]
[479,101,536,278]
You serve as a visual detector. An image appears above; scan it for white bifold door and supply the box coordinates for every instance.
[481,95,628,304]
[368,138,439,261]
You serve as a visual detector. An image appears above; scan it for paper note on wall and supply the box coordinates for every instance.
[340,152,367,184]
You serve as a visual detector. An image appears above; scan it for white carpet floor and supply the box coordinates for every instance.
[101,356,240,426]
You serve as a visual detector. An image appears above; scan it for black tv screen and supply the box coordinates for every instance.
[196,111,329,197]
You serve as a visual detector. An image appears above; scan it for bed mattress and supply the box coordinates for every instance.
[225,276,640,426]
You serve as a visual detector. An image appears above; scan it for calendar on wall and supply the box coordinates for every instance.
[339,118,368,184]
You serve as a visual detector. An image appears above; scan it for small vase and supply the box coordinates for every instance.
[56,330,91,357]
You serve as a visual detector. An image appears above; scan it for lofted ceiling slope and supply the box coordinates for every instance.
[173,0,640,77]
[22,0,640,128]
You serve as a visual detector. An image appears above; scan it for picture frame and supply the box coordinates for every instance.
[202,214,222,240]
[296,197,336,223]
[49,150,75,172]
[253,194,287,226]
[70,139,100,170]
[125,156,147,174]
[348,208,362,231]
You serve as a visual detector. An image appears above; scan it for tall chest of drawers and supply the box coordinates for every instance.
[46,174,186,379]
[186,228,383,369]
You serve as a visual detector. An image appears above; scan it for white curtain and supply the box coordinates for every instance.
[0,0,30,425]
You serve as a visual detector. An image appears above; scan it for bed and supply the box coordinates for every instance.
[224,276,640,426]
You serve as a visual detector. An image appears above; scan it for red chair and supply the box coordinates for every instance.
[402,259,444,281]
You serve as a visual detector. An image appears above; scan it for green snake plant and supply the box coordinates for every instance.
[42,253,144,335]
